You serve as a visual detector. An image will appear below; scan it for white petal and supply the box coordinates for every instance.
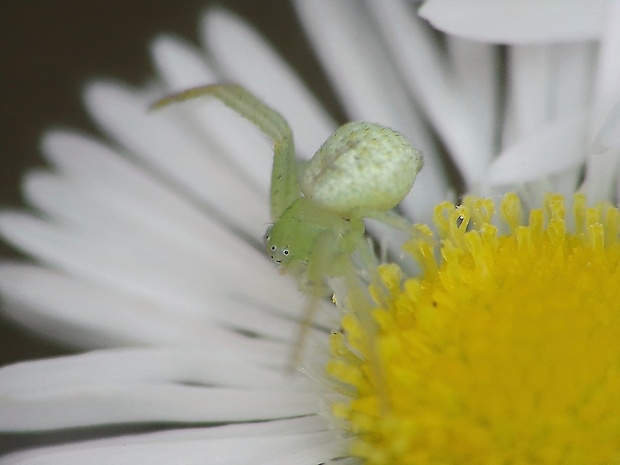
[0,264,290,362]
[510,45,555,139]
[202,8,336,158]
[295,0,409,124]
[363,0,489,187]
[584,55,620,206]
[550,43,597,120]
[23,169,264,276]
[488,112,588,185]
[84,81,268,239]
[550,166,583,199]
[295,0,450,216]
[447,37,498,161]
[0,348,316,431]
[2,380,315,432]
[2,384,315,431]
[0,212,243,313]
[3,132,332,345]
[419,0,610,43]
[506,44,595,142]
[4,147,309,325]
[0,348,293,395]
[37,131,281,283]
[581,148,620,202]
[591,99,620,152]
[0,422,340,465]
[151,35,275,193]
[150,34,216,91]
[0,254,310,353]
[590,0,620,135]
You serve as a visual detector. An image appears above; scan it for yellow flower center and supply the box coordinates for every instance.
[327,193,620,464]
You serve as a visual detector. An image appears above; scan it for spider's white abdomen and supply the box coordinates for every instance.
[301,122,423,216]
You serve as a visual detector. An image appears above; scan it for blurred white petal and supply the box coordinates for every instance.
[85,82,267,238]
[419,0,610,43]
[507,44,595,142]
[365,0,490,187]
[0,348,290,394]
[3,379,315,431]
[294,0,449,222]
[203,8,335,158]
[447,37,498,163]
[294,0,415,127]
[590,0,620,134]
[592,99,620,152]
[151,34,216,91]
[0,418,338,465]
[0,264,291,361]
[582,1,620,200]
[151,35,275,192]
[488,112,587,185]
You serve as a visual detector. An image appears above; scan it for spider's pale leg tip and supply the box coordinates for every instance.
[148,99,168,111]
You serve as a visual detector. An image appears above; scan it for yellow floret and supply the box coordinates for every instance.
[328,193,620,464]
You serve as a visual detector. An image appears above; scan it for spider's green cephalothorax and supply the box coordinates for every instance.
[264,196,361,294]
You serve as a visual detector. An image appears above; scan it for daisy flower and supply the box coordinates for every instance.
[2,1,620,464]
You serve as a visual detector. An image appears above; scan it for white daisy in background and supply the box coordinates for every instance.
[2,0,620,463]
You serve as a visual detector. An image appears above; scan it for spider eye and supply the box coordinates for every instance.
[264,225,273,243]
[283,248,289,256]
[270,245,276,252]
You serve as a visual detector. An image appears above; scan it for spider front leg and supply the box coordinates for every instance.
[152,84,300,220]
[291,226,362,367]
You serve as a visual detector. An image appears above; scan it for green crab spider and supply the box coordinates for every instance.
[153,84,423,361]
